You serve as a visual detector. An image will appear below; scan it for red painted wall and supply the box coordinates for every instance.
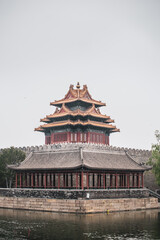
[46,131,109,145]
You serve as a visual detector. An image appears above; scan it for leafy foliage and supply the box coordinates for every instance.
[148,130,160,186]
[0,147,25,188]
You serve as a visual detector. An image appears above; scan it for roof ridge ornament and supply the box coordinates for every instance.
[70,84,74,89]
[76,82,80,89]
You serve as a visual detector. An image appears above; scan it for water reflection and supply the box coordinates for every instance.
[0,208,160,239]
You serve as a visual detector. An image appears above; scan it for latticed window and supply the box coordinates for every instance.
[97,134,99,143]
[80,133,82,142]
[71,133,73,142]
[90,132,104,144]
[74,133,77,142]
[46,136,51,144]
[54,133,67,142]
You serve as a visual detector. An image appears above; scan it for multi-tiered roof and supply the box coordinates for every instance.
[35,83,120,145]
[9,83,149,191]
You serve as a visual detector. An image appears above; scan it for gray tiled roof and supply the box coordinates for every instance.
[11,150,81,170]
[9,144,148,171]
[83,151,145,170]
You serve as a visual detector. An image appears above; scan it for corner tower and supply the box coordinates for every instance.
[35,83,120,144]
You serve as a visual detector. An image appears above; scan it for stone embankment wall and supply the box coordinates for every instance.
[0,196,158,213]
[0,188,158,213]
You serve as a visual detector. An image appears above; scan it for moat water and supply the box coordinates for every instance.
[0,208,160,240]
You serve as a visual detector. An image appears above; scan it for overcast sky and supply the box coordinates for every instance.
[0,0,160,150]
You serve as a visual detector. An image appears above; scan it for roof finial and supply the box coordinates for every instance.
[76,82,80,89]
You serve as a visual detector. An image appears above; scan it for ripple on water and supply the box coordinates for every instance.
[83,231,153,240]
[0,209,160,240]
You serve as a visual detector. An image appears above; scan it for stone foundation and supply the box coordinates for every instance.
[0,196,158,213]
[0,188,150,199]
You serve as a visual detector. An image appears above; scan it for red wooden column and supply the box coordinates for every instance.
[63,174,65,188]
[97,174,100,188]
[115,174,118,189]
[51,133,54,144]
[103,134,105,144]
[25,173,27,188]
[44,173,46,188]
[39,173,41,188]
[77,132,79,142]
[107,136,109,145]
[105,174,107,188]
[46,173,48,188]
[49,173,51,188]
[50,173,53,188]
[103,173,105,189]
[31,173,33,188]
[92,173,94,188]
[36,173,39,188]
[27,173,29,187]
[87,132,90,143]
[53,173,55,188]
[141,173,144,188]
[112,174,115,188]
[71,173,73,188]
[58,173,60,189]
[67,132,70,142]
[127,174,130,189]
[123,174,125,188]
[76,173,78,189]
[110,174,112,188]
[132,173,135,188]
[15,173,18,188]
[86,172,89,189]
[138,173,140,188]
[66,174,68,187]
[81,171,84,190]
[124,174,127,188]
[136,173,138,187]
[19,173,22,188]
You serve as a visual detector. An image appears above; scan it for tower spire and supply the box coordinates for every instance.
[76,82,80,89]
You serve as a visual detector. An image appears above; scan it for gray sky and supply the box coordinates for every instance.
[0,0,160,150]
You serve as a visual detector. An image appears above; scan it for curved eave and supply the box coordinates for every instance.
[105,119,115,123]
[9,165,82,171]
[34,127,44,132]
[40,118,50,123]
[83,164,145,171]
[143,165,152,171]
[36,120,119,132]
[40,112,113,122]
[10,164,145,172]
[110,128,120,133]
[50,98,106,108]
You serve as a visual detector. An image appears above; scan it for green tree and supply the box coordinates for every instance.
[148,130,160,186]
[0,147,25,188]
